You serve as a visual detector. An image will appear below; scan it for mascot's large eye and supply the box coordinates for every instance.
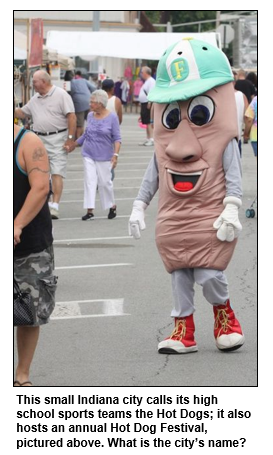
[188,96,215,126]
[162,102,181,129]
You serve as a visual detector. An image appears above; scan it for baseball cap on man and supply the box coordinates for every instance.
[148,38,234,103]
[102,78,115,90]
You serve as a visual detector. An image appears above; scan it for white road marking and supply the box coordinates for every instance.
[60,198,136,203]
[64,177,143,181]
[55,215,133,221]
[66,169,146,173]
[68,162,149,167]
[55,263,133,270]
[62,187,140,193]
[51,298,130,320]
[51,313,130,320]
[54,236,132,243]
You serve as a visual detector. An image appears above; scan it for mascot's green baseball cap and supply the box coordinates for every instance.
[148,38,234,103]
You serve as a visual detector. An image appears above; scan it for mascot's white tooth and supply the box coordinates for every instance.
[167,170,202,176]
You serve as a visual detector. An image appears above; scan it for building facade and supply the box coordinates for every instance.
[14,11,141,81]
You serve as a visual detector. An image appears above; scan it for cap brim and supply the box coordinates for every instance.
[148,77,234,103]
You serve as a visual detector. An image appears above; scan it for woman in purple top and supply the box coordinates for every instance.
[73,90,121,220]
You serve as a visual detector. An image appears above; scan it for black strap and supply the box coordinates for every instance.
[14,128,27,152]
[14,278,23,297]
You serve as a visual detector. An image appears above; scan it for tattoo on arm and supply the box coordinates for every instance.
[32,147,46,161]
[28,167,50,175]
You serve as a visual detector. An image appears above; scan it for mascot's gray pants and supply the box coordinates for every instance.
[171,268,229,318]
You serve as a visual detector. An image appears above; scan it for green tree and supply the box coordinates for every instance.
[145,10,256,32]
[145,11,218,32]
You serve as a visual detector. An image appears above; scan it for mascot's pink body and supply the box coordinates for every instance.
[155,83,238,272]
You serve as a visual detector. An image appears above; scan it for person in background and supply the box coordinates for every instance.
[244,96,257,159]
[101,78,123,124]
[246,72,257,96]
[120,78,130,106]
[138,66,156,146]
[114,78,122,100]
[102,78,123,181]
[235,69,256,104]
[14,70,76,220]
[64,71,96,139]
[68,90,121,220]
[233,70,248,156]
[75,70,83,79]
[14,121,57,386]
[133,76,143,112]
[133,76,143,102]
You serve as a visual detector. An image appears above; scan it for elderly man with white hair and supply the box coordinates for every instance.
[15,70,76,220]
[138,66,156,146]
[69,90,122,220]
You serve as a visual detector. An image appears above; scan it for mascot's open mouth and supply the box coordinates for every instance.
[167,170,202,192]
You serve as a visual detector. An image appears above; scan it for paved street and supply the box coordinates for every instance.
[18,112,257,387]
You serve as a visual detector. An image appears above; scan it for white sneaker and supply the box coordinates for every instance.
[139,139,154,146]
[50,208,59,219]
[144,139,154,146]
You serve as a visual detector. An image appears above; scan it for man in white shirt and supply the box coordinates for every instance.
[138,67,156,146]
[15,70,76,219]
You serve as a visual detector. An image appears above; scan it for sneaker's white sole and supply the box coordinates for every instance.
[158,340,198,354]
[216,333,245,351]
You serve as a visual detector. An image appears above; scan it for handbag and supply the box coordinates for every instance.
[14,279,35,326]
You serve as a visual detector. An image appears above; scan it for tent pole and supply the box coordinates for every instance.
[26,19,30,102]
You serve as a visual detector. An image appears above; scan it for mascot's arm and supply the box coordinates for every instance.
[129,153,159,239]
[213,139,242,242]
[223,139,242,199]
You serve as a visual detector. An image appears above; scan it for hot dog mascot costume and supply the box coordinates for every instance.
[129,38,245,354]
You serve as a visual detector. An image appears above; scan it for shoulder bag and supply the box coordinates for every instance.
[14,279,35,326]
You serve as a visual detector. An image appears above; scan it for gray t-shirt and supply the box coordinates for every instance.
[22,85,75,133]
[70,78,96,112]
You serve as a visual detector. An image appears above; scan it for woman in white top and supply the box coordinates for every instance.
[102,79,122,124]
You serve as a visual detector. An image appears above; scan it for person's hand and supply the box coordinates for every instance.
[64,140,77,153]
[213,197,242,242]
[14,225,22,247]
[129,200,147,239]
[111,155,118,169]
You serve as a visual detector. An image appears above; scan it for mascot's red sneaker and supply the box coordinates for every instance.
[158,314,198,354]
[213,300,245,351]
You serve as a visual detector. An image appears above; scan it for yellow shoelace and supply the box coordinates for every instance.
[214,309,232,335]
[170,319,187,340]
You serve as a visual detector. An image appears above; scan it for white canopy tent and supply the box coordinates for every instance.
[46,31,220,61]
[14,30,74,69]
[14,46,27,60]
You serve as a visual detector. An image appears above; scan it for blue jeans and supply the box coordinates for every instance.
[251,142,257,157]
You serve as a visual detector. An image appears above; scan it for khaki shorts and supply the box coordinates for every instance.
[76,111,88,127]
[14,246,57,326]
[41,130,68,178]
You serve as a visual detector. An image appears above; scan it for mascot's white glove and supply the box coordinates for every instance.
[213,196,242,242]
[129,200,148,239]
